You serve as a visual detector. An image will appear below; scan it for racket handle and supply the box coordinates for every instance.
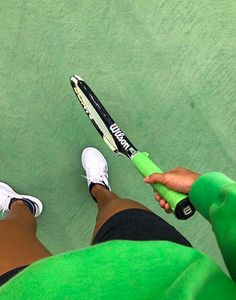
[132,152,195,220]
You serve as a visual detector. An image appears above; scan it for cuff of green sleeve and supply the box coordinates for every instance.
[189,172,233,221]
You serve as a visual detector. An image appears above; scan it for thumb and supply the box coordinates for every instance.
[144,173,166,184]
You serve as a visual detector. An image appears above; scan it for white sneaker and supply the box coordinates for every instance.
[81,147,111,199]
[0,182,43,217]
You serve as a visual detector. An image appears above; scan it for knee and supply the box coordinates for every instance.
[96,198,150,221]
[119,198,151,211]
[104,198,150,211]
[0,218,36,233]
[0,219,19,231]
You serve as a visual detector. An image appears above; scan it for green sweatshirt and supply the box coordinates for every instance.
[0,172,236,299]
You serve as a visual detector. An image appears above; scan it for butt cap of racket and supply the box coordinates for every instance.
[174,198,196,219]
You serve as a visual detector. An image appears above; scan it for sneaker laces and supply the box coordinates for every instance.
[0,192,12,216]
[81,167,107,183]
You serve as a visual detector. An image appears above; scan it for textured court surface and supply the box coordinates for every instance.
[0,1,236,273]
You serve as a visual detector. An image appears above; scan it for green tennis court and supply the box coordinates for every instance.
[0,0,235,274]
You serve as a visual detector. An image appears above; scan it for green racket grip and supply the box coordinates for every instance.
[131,152,195,220]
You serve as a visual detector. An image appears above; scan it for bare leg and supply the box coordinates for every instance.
[91,185,151,240]
[0,200,52,276]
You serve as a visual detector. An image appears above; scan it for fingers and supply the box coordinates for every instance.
[164,203,171,213]
[144,173,167,184]
[155,194,161,201]
[155,194,171,213]
[144,173,171,214]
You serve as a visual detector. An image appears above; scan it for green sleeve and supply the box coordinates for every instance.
[189,172,236,281]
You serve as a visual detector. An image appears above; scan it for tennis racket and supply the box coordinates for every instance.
[70,75,195,220]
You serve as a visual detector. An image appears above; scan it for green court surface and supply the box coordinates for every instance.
[0,1,235,274]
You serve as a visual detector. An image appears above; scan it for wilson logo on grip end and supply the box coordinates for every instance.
[183,206,193,215]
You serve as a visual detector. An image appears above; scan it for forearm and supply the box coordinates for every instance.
[190,173,236,280]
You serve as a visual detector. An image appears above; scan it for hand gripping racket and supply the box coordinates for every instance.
[70,75,195,220]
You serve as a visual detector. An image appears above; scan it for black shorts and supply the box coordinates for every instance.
[92,208,191,246]
[0,265,29,286]
[0,208,191,286]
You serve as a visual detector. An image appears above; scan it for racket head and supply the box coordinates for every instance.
[70,75,137,159]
